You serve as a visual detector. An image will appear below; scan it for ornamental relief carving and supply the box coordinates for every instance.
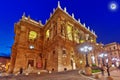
[25,53,37,58]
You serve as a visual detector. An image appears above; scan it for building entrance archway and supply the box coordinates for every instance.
[28,60,34,67]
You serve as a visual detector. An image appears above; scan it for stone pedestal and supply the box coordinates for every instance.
[107,76,113,80]
[85,67,92,76]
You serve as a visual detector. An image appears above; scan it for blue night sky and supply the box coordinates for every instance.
[0,0,120,57]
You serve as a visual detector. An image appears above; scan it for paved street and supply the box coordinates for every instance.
[0,70,94,80]
[96,69,120,80]
[1,69,120,80]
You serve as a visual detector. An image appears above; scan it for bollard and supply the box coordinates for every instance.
[48,71,52,74]
[78,70,81,74]
[37,72,40,75]
[25,73,29,75]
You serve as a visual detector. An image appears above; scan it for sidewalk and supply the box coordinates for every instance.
[94,69,120,80]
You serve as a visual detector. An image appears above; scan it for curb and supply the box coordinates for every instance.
[79,70,96,80]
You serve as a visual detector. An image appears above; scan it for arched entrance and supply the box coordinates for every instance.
[28,60,34,67]
[71,58,76,70]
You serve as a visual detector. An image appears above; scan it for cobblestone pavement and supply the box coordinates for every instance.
[0,70,94,80]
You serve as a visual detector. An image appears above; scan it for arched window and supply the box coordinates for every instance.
[46,29,50,40]
[79,31,85,43]
[62,48,67,57]
[29,31,37,40]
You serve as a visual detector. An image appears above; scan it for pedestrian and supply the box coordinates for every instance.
[119,65,120,69]
[117,65,120,71]
[101,66,104,76]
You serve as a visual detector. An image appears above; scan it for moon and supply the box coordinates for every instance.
[110,3,117,10]
[109,2,118,11]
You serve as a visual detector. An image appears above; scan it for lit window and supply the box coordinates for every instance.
[46,30,50,39]
[80,40,84,43]
[67,24,73,40]
[74,30,79,43]
[29,31,37,40]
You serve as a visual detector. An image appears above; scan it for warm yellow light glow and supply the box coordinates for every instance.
[80,40,84,43]
[74,30,79,43]
[67,25,72,33]
[5,62,10,71]
[80,60,83,64]
[91,39,94,42]
[29,31,37,40]
[46,30,50,38]
[67,24,72,40]
[94,39,96,42]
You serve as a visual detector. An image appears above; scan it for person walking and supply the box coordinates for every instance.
[117,65,120,72]
[101,66,105,76]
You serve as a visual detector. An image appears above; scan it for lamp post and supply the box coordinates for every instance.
[80,46,93,67]
[99,53,113,80]
[99,53,107,66]
[99,53,107,76]
[106,63,114,80]
[79,43,93,75]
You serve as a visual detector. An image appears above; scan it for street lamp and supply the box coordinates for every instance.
[79,42,93,76]
[99,53,107,66]
[80,45,93,67]
[99,53,113,79]
[99,53,107,76]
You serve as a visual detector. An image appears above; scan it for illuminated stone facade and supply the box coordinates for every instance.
[104,42,120,66]
[104,42,120,58]
[9,2,97,73]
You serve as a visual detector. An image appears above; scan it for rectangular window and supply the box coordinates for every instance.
[67,25,73,41]
[113,46,116,50]
[46,29,50,40]
[74,30,79,43]
[63,50,66,54]
[62,49,67,57]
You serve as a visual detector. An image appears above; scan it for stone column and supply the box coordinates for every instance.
[95,54,98,66]
[57,46,63,72]
[57,17,61,34]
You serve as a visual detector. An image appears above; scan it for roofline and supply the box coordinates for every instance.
[0,56,10,59]
[20,15,44,27]
[104,42,118,47]
[44,7,97,38]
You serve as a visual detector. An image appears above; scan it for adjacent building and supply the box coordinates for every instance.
[104,42,120,66]
[0,56,10,72]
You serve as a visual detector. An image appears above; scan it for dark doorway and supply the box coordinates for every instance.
[44,59,47,69]
[28,60,34,67]
[71,60,73,69]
